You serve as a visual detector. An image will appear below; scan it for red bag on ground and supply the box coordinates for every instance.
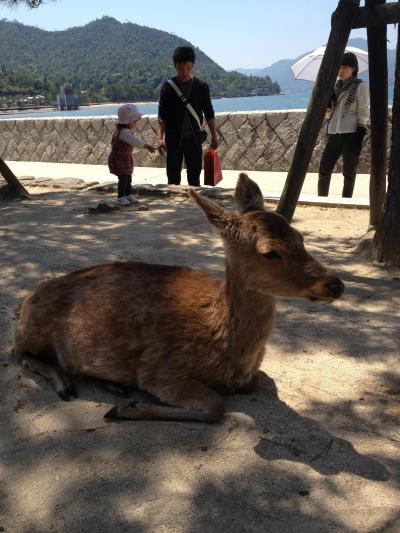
[204,149,223,186]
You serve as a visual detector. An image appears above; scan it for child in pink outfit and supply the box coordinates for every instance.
[108,104,155,205]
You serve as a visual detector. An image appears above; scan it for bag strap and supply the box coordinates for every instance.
[167,79,205,131]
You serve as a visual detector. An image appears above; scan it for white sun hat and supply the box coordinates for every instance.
[117,103,143,124]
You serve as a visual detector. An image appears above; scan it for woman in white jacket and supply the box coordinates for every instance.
[318,52,369,198]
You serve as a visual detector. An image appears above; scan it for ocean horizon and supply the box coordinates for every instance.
[0,89,394,120]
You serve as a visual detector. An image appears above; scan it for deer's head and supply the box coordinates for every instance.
[190,173,344,303]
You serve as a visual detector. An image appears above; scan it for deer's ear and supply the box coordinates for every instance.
[235,173,265,213]
[190,189,236,233]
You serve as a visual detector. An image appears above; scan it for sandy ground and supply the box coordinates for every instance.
[0,186,399,533]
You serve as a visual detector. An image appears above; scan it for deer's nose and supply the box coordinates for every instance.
[327,280,345,299]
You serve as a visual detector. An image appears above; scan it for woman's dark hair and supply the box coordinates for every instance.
[173,46,195,65]
[116,123,129,129]
[341,52,359,75]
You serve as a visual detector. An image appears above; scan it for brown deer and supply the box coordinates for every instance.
[13,174,344,422]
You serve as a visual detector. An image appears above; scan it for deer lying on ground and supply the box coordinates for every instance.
[13,174,344,422]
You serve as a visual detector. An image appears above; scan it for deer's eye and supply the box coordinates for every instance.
[263,251,281,260]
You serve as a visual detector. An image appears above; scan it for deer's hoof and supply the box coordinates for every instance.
[58,384,78,401]
[104,405,119,419]
[104,401,146,420]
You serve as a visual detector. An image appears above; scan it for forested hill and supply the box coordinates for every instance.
[0,17,280,102]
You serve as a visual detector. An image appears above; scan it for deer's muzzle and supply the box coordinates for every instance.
[307,277,345,303]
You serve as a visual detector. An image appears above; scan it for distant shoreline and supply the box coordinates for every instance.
[0,101,158,116]
[82,101,158,108]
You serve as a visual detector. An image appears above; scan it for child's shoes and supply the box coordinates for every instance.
[127,194,139,204]
[118,196,131,206]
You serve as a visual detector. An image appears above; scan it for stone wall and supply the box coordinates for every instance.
[0,111,392,173]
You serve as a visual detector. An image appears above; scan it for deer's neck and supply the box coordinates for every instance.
[218,262,276,384]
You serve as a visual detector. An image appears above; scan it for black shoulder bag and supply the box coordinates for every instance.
[167,79,207,143]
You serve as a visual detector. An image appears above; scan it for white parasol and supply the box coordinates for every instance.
[291,46,369,82]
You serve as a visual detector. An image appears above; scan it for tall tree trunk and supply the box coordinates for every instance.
[366,0,388,227]
[0,158,30,200]
[372,22,400,265]
[277,0,360,222]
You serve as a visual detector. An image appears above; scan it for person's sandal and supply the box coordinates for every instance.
[88,202,120,214]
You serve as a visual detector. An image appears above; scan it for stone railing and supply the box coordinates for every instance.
[0,111,392,173]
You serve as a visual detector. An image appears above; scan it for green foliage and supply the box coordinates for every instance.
[0,1,46,6]
[0,17,280,102]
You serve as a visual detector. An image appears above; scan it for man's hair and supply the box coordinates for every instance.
[173,46,195,65]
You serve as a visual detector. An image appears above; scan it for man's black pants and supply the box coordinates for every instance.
[166,136,202,187]
[318,133,362,198]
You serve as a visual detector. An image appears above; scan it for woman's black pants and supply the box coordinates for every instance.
[318,133,363,198]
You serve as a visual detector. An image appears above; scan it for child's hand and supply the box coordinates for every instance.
[144,144,155,153]
[157,140,166,156]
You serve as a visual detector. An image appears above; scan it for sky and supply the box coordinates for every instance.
[0,0,398,69]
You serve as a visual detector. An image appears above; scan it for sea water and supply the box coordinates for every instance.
[0,89,393,120]
[0,92,316,119]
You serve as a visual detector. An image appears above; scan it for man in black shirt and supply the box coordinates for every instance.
[157,46,219,186]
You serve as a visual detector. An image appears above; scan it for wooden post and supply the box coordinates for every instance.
[353,1,400,28]
[277,0,360,222]
[373,21,400,265]
[366,0,388,227]
[0,158,30,200]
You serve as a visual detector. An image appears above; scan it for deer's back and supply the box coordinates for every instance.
[16,261,228,384]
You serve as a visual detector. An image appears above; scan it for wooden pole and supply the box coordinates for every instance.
[353,1,400,28]
[277,0,360,222]
[0,158,30,200]
[366,0,388,227]
[373,21,400,265]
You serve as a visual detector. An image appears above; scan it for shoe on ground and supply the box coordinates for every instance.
[127,194,139,204]
[118,196,131,206]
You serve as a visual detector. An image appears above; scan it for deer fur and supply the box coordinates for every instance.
[13,174,344,422]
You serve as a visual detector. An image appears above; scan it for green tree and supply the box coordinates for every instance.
[0,17,280,102]
[0,0,52,200]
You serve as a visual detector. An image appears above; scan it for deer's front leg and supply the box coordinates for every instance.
[19,353,77,401]
[237,371,278,397]
[105,378,224,423]
[235,371,262,394]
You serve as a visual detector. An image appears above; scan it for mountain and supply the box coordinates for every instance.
[0,17,280,103]
[234,38,396,92]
